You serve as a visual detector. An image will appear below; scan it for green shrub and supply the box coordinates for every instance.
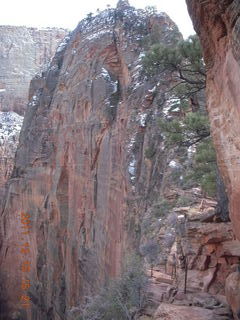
[77,254,147,320]
[186,139,217,197]
[176,195,196,207]
[152,199,174,218]
[144,145,156,159]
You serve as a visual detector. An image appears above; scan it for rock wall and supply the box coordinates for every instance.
[0,26,67,206]
[185,1,240,318]
[0,3,182,319]
[173,216,240,295]
[0,26,67,115]
[185,0,240,242]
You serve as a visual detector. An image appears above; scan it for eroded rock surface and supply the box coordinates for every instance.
[0,26,67,207]
[186,0,240,241]
[154,303,211,320]
[186,1,240,316]
[0,26,67,115]
[0,4,182,319]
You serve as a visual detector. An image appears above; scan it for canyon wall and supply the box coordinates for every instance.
[186,0,240,241]
[0,26,67,202]
[186,1,240,318]
[0,3,182,319]
[1,1,239,319]
[0,26,67,115]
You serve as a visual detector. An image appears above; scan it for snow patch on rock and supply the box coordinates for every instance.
[0,111,23,154]
[56,35,70,53]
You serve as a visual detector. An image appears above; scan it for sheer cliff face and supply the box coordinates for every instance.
[0,5,180,320]
[0,26,67,115]
[186,0,240,241]
[0,26,67,204]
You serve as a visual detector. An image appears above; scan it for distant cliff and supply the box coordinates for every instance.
[0,26,67,115]
[0,26,67,200]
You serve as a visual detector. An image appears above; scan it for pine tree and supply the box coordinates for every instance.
[143,35,220,197]
[143,35,206,98]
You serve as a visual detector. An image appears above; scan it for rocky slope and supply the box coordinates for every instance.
[0,26,67,115]
[185,1,240,318]
[140,191,238,319]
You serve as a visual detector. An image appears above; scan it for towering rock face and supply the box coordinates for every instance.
[185,0,240,242]
[0,26,67,115]
[0,6,181,320]
[185,1,240,318]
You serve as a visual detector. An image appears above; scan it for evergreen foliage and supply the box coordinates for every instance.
[187,139,217,197]
[159,111,210,147]
[143,35,206,96]
[143,35,217,196]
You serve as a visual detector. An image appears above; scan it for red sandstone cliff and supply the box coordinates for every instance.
[1,1,240,319]
[0,3,182,319]
[185,0,240,241]
[186,1,240,318]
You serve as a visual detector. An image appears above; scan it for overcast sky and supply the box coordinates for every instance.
[0,0,195,38]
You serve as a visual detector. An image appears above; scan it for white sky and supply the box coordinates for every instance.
[0,0,195,38]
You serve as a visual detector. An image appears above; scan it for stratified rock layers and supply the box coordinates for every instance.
[0,26,67,115]
[0,7,180,320]
[186,0,240,241]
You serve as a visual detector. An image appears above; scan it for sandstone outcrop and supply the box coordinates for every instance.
[0,4,182,319]
[169,212,240,295]
[226,269,240,320]
[154,302,229,320]
[0,26,67,115]
[141,198,236,319]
